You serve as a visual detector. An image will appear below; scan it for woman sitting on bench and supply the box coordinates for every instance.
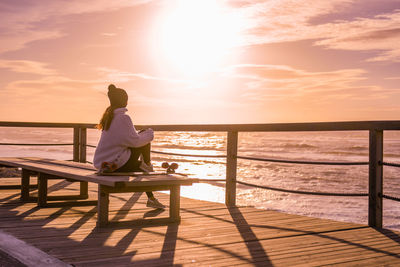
[93,84,165,209]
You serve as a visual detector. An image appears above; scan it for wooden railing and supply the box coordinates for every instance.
[1,120,400,229]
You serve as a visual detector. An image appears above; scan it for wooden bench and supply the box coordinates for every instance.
[0,157,197,227]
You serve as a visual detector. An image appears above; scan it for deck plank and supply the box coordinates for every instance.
[0,177,399,266]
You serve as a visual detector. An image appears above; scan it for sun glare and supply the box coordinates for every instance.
[151,0,242,77]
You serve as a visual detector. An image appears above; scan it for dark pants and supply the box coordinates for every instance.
[116,143,153,198]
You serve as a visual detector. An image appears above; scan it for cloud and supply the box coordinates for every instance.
[1,63,399,123]
[0,60,57,75]
[0,0,152,54]
[221,64,386,102]
[0,74,110,122]
[231,0,400,61]
[313,12,400,62]
[213,63,400,122]
[96,67,192,85]
[3,0,399,62]
[3,76,101,99]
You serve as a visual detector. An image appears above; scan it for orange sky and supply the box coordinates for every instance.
[0,0,399,124]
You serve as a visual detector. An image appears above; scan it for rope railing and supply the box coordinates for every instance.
[88,144,369,166]
[151,150,226,158]
[382,194,400,202]
[237,156,368,165]
[380,161,400,168]
[0,135,397,202]
[1,121,398,229]
[236,180,368,197]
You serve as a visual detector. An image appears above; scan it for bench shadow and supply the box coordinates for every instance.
[143,208,165,218]
[0,190,180,266]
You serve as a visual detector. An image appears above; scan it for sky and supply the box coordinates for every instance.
[0,0,399,124]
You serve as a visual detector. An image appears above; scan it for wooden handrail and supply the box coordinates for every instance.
[0,121,96,128]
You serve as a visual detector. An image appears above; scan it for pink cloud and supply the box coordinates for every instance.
[0,0,152,53]
[0,60,57,75]
[230,0,400,62]
[221,64,384,102]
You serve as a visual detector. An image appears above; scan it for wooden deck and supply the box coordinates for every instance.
[0,177,399,266]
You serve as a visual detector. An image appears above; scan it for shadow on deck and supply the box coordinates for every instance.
[0,177,400,266]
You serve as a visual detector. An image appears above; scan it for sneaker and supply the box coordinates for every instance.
[146,198,166,209]
[139,161,154,172]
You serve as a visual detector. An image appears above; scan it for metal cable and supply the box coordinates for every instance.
[237,156,368,165]
[0,143,73,146]
[236,180,368,197]
[86,144,96,148]
[382,194,400,202]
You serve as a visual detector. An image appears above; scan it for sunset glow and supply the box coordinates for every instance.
[152,0,243,77]
[0,0,399,123]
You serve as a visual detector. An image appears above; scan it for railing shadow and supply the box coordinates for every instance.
[228,206,272,266]
[182,206,400,260]
[378,228,400,246]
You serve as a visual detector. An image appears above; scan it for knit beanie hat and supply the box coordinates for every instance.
[107,84,128,108]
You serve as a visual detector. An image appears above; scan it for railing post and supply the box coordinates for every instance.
[369,129,383,228]
[73,127,80,162]
[226,131,238,207]
[79,127,87,163]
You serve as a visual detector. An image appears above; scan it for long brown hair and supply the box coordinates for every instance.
[97,84,128,131]
[96,106,116,131]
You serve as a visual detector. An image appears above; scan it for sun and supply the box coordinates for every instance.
[151,0,242,77]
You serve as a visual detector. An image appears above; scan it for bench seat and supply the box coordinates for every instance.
[0,157,198,227]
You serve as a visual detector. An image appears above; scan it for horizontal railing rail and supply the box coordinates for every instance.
[1,120,400,229]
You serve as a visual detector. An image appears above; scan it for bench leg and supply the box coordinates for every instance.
[21,169,30,201]
[169,185,181,222]
[97,185,109,227]
[79,181,88,198]
[37,173,48,207]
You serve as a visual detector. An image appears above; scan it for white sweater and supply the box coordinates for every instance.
[93,108,154,169]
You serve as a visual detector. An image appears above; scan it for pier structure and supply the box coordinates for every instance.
[0,121,400,265]
[1,121,400,228]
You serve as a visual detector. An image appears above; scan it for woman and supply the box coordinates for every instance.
[93,84,165,209]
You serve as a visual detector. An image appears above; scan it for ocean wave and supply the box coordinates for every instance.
[347,145,367,151]
[152,144,225,151]
[281,143,317,149]
[151,156,225,165]
[323,151,369,157]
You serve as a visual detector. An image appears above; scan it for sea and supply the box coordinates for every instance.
[1,127,399,231]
